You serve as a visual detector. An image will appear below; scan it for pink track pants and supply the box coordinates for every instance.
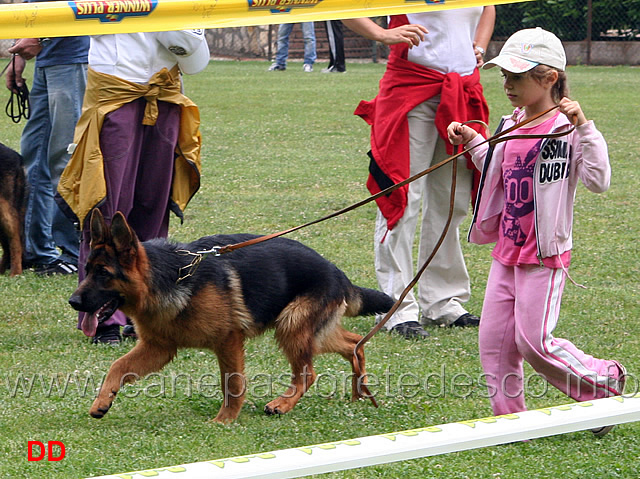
[479,259,623,415]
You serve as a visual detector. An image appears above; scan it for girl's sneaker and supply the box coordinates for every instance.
[592,362,627,437]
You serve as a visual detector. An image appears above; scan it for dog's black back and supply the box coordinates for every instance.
[0,142,26,275]
[144,234,393,330]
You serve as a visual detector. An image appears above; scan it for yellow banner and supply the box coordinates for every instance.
[0,0,530,40]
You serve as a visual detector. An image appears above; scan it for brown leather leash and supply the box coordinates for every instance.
[176,104,576,406]
[353,144,462,407]
[352,104,577,406]
[177,105,571,283]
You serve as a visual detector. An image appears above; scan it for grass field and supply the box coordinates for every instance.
[0,59,638,478]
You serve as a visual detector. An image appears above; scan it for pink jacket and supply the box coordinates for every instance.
[467,109,610,260]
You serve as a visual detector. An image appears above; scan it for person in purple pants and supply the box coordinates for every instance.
[57,30,210,343]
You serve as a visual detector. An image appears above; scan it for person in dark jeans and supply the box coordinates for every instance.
[5,26,88,275]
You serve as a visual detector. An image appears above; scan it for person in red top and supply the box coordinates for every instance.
[344,8,495,338]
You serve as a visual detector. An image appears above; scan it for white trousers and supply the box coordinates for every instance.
[374,99,473,328]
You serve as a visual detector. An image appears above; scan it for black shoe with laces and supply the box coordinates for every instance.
[451,313,480,327]
[391,321,430,339]
[92,324,122,345]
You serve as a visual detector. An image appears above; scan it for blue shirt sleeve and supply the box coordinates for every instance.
[26,0,89,67]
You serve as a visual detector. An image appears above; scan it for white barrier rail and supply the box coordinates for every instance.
[87,394,640,479]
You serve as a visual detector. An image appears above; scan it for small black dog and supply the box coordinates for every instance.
[0,142,26,276]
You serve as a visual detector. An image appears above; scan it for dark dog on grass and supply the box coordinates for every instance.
[0,142,26,276]
[69,209,394,423]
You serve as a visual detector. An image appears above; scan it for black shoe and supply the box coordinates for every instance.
[391,321,430,339]
[451,313,480,327]
[122,324,137,340]
[35,259,78,276]
[92,324,122,344]
[321,66,346,73]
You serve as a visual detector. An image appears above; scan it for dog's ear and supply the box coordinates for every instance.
[110,211,139,258]
[89,209,109,246]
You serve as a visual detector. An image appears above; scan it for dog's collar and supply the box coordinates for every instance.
[176,246,222,283]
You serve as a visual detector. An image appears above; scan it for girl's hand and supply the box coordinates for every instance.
[558,97,587,126]
[447,122,478,145]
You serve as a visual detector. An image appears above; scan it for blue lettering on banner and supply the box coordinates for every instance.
[69,0,157,23]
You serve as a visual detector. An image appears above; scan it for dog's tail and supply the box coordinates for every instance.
[345,286,395,318]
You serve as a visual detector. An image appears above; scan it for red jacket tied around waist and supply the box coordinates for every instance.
[355,51,489,231]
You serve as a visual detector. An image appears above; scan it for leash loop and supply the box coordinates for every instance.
[353,144,460,407]
[4,54,30,124]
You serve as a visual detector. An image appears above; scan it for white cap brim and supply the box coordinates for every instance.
[483,54,538,73]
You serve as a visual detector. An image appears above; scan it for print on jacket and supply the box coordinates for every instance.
[540,138,572,184]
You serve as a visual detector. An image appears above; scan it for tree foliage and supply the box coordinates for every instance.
[495,0,640,41]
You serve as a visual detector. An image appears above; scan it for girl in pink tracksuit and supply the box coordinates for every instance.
[447,28,625,432]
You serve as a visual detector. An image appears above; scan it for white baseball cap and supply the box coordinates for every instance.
[483,27,566,73]
[157,29,210,75]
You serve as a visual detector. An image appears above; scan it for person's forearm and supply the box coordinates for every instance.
[343,17,428,47]
[342,18,386,43]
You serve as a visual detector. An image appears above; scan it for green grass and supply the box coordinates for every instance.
[0,60,639,478]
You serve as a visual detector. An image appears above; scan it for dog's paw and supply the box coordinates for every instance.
[264,398,293,416]
[264,404,281,416]
[89,401,112,419]
[212,410,238,424]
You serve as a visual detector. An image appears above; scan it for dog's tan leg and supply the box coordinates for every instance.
[317,327,367,401]
[212,330,246,424]
[344,330,367,401]
[264,360,317,416]
[0,200,19,275]
[90,340,176,418]
[265,327,317,415]
[0,247,7,274]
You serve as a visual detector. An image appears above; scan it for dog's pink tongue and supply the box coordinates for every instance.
[81,312,98,337]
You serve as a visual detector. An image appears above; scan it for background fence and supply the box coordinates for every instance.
[1,0,639,64]
[207,1,639,64]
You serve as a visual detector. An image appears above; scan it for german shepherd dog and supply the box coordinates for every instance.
[0,142,26,276]
[69,209,394,423]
